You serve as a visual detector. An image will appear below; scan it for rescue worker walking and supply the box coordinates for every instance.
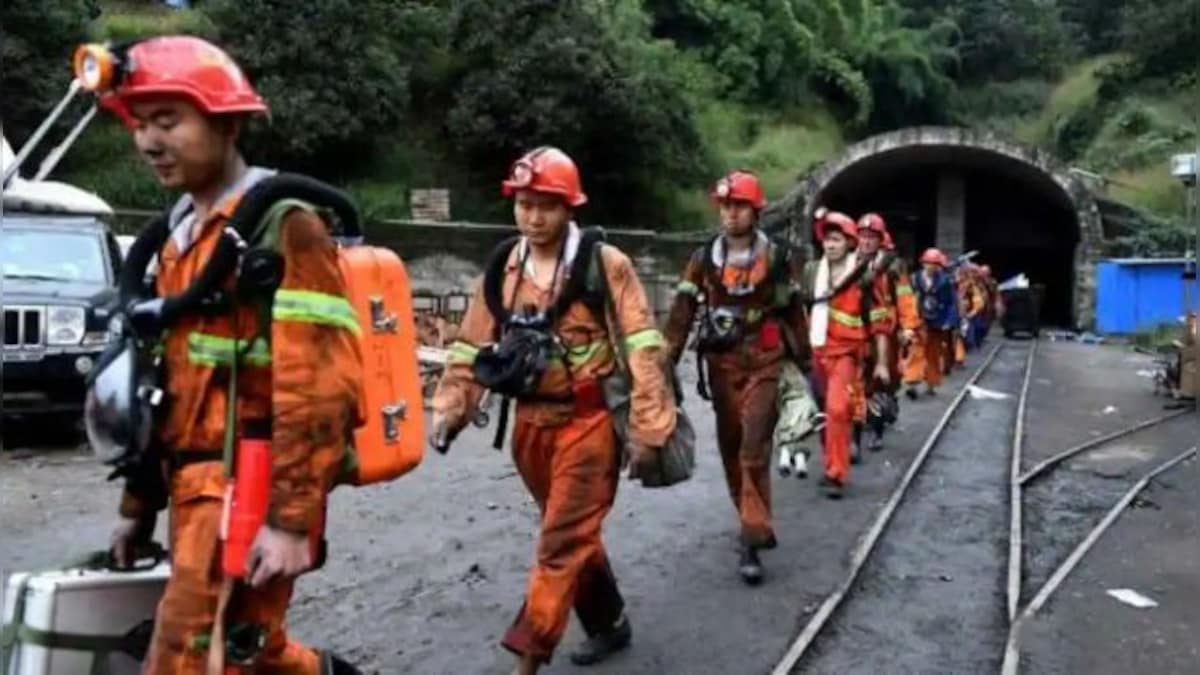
[430,147,677,674]
[908,248,958,397]
[959,264,989,351]
[663,171,809,584]
[855,214,916,451]
[804,210,891,499]
[92,37,364,674]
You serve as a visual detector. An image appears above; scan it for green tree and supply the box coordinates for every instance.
[434,0,711,226]
[0,0,100,159]
[646,0,816,106]
[797,0,959,132]
[204,0,433,175]
[1120,0,1198,80]
[1061,0,1127,53]
[898,0,1073,81]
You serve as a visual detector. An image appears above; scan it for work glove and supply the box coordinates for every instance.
[126,298,168,339]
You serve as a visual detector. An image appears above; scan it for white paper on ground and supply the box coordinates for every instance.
[1106,588,1158,609]
[968,385,1011,400]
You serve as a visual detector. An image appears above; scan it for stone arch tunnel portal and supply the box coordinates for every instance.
[791,128,1103,328]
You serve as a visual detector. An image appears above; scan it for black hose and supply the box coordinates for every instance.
[117,214,169,304]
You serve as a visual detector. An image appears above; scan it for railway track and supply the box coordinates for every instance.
[771,339,1196,675]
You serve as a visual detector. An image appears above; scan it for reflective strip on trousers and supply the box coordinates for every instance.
[272,289,361,335]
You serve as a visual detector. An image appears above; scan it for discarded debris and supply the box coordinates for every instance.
[1136,370,1157,379]
[1102,405,1119,415]
[486,502,498,511]
[1106,588,1158,609]
[968,385,1011,400]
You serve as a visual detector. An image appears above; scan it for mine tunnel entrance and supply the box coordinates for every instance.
[810,146,1081,327]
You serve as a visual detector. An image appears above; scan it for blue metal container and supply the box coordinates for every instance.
[1095,258,1199,334]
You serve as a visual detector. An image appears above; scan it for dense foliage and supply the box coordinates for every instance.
[1,0,1194,246]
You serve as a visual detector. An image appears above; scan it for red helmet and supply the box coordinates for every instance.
[919,248,946,266]
[712,170,766,209]
[80,37,267,125]
[501,146,587,207]
[814,209,858,243]
[882,230,896,251]
[857,213,887,235]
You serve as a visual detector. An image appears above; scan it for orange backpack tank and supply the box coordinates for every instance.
[337,245,425,485]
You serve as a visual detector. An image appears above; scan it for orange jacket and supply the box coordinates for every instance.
[879,255,922,332]
[663,233,809,366]
[434,228,676,449]
[121,170,363,534]
[808,257,892,356]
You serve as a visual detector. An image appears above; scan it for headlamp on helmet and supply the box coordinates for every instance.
[73,43,121,93]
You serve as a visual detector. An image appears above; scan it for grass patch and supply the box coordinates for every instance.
[1108,165,1190,218]
[672,100,845,228]
[1018,54,1129,146]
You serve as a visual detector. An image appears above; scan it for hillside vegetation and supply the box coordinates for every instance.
[2,0,1195,251]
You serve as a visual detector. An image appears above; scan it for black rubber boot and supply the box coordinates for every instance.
[820,475,845,500]
[850,425,863,465]
[569,615,632,666]
[867,427,885,452]
[905,387,920,401]
[739,547,764,585]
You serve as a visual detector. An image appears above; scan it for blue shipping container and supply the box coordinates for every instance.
[1095,258,1199,334]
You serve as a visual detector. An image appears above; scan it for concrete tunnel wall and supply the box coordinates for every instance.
[763,127,1105,329]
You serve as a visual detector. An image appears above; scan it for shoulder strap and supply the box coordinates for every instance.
[482,236,521,332]
[553,226,608,322]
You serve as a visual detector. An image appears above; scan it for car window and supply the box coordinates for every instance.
[1,228,108,283]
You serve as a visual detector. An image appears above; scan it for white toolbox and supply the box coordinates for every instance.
[1,554,169,675]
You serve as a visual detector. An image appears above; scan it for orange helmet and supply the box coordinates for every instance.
[814,208,858,243]
[919,248,946,266]
[857,213,887,235]
[501,146,587,207]
[712,170,766,209]
[78,37,267,126]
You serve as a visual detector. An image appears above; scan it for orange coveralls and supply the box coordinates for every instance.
[890,258,923,386]
[120,172,364,674]
[663,236,808,547]
[433,231,675,664]
[807,259,890,484]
